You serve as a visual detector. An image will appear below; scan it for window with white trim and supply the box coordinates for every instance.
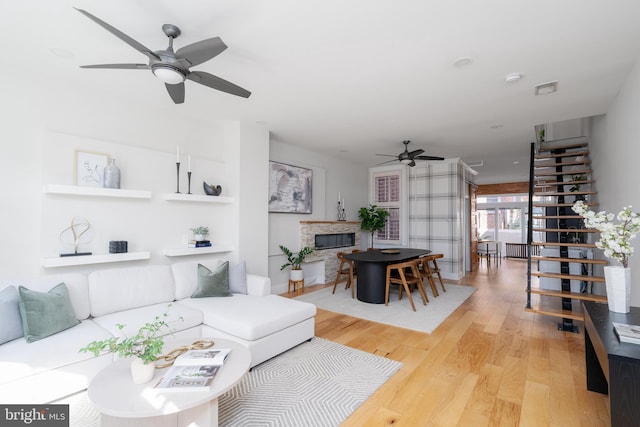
[374,170,401,242]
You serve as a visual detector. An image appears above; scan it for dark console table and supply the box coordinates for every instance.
[583,301,640,427]
[344,248,430,304]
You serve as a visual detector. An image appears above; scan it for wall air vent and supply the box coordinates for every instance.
[535,81,558,96]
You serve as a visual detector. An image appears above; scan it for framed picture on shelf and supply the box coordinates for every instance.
[268,161,312,213]
[74,150,109,187]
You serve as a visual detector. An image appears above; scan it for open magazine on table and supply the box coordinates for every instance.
[155,348,232,391]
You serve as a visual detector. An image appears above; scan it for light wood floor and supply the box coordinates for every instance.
[301,259,610,427]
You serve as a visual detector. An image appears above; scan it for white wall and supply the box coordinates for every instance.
[590,55,640,307]
[0,70,269,279]
[268,141,368,293]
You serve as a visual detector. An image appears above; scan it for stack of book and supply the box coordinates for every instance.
[188,240,212,248]
[612,322,640,345]
[155,348,231,391]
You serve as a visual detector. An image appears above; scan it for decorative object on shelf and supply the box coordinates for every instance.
[358,204,390,249]
[59,217,94,256]
[337,192,346,221]
[573,200,640,313]
[269,161,312,214]
[189,240,211,248]
[203,181,222,196]
[109,241,128,254]
[279,245,315,281]
[190,226,209,242]
[175,144,181,193]
[79,307,182,384]
[103,158,121,189]
[187,154,192,194]
[74,150,109,188]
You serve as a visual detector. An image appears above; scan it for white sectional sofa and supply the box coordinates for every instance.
[0,260,316,404]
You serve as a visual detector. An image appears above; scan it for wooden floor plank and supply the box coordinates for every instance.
[290,259,609,427]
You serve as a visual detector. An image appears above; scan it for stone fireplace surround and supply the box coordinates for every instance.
[300,221,361,285]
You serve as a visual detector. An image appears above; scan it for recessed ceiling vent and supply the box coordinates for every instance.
[535,81,558,96]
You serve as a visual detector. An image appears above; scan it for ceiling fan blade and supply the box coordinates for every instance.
[415,155,445,161]
[80,63,149,70]
[176,37,228,67]
[187,71,251,98]
[408,149,425,157]
[165,83,185,104]
[408,160,416,167]
[375,154,398,157]
[75,8,159,61]
[375,159,398,166]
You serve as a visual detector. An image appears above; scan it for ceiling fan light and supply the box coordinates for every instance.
[152,64,186,84]
[400,158,413,165]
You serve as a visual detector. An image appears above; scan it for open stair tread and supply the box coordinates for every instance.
[529,286,608,302]
[531,271,605,282]
[524,305,584,321]
[532,228,598,233]
[537,140,589,151]
[534,191,596,196]
[532,202,598,207]
[535,180,594,187]
[531,241,597,248]
[535,150,589,159]
[532,256,608,265]
[535,170,592,177]
[535,160,590,169]
[532,215,583,219]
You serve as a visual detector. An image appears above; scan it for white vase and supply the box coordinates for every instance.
[194,234,205,242]
[130,357,155,384]
[289,269,304,282]
[604,266,631,313]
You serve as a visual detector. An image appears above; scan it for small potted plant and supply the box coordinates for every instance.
[80,309,179,384]
[358,204,390,249]
[190,226,209,242]
[279,245,316,281]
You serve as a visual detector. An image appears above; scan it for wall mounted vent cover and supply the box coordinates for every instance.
[535,81,558,96]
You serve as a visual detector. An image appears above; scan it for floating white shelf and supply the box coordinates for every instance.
[43,184,152,199]
[162,193,233,203]
[162,245,233,257]
[41,251,151,268]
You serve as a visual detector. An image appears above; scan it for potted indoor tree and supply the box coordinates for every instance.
[358,204,390,249]
[80,309,180,384]
[279,245,316,281]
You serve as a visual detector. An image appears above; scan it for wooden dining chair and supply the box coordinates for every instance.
[420,254,446,295]
[385,259,428,311]
[332,252,355,298]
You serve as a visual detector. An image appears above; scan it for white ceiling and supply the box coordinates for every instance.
[4,1,640,184]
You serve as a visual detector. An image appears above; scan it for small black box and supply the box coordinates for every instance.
[109,241,128,254]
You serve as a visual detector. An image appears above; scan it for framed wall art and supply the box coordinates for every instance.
[75,150,109,187]
[269,161,313,213]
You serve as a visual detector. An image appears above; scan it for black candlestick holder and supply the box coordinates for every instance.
[175,162,181,193]
[337,201,346,221]
[187,171,192,194]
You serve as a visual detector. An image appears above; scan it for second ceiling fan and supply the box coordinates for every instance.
[376,140,444,167]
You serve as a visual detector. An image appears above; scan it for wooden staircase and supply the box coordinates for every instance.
[525,137,608,332]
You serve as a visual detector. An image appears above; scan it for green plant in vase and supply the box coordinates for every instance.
[358,204,390,249]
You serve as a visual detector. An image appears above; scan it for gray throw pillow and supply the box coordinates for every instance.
[192,262,232,298]
[229,261,248,294]
[18,283,80,343]
[0,286,24,344]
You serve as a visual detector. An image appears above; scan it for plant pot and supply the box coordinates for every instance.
[604,266,631,313]
[289,269,304,282]
[194,234,205,242]
[130,357,156,384]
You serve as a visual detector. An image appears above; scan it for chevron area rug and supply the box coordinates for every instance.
[295,283,476,334]
[54,338,401,427]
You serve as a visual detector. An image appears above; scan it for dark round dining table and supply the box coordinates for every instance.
[343,248,431,304]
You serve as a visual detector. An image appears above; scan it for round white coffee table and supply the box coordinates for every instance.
[88,337,250,427]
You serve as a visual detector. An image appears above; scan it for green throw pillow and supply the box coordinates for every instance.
[192,262,232,298]
[18,283,80,343]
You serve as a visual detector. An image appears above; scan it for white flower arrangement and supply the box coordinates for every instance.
[572,200,640,268]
